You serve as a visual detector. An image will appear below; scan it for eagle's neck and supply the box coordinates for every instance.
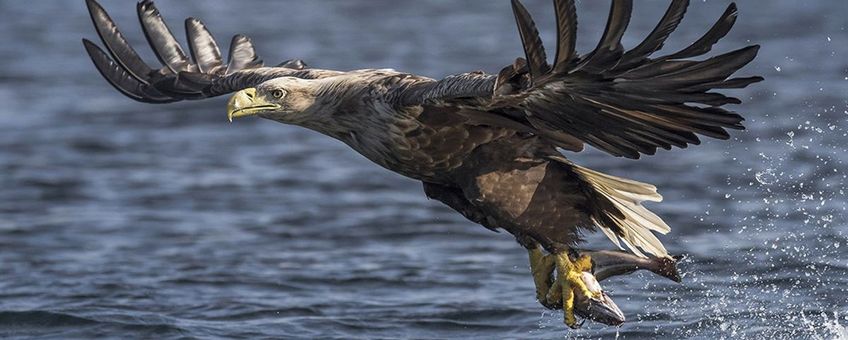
[292,72,424,173]
[274,77,351,136]
[296,73,404,138]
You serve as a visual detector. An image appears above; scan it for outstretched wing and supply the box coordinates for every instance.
[402,0,762,159]
[83,0,339,103]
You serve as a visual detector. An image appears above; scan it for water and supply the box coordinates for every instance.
[0,0,846,338]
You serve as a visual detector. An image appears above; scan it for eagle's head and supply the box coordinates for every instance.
[226,77,320,125]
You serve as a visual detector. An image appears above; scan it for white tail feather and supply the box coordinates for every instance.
[569,162,670,258]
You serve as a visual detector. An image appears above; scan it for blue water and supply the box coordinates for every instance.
[0,1,846,339]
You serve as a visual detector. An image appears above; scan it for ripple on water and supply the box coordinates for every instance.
[0,0,846,339]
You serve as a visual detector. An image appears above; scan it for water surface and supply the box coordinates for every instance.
[0,1,846,338]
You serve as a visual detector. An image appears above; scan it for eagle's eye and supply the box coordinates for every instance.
[272,89,285,99]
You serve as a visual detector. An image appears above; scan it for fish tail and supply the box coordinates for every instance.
[650,255,683,283]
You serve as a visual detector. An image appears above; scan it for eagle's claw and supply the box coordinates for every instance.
[527,247,603,328]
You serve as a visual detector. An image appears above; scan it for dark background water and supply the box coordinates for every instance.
[1,1,846,339]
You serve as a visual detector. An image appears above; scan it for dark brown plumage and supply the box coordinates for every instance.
[83,0,761,328]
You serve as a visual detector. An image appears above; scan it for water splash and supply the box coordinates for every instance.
[804,312,848,340]
[755,168,778,185]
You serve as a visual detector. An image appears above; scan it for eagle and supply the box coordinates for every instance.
[83,0,761,328]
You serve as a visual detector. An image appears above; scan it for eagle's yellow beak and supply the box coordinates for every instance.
[226,88,280,122]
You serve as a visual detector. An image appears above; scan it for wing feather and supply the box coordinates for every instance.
[84,0,336,104]
[661,3,738,60]
[402,1,761,159]
[85,0,155,84]
[137,0,195,73]
[551,0,578,74]
[511,0,550,82]
[615,0,688,71]
[226,34,263,74]
[82,39,174,103]
[185,18,224,74]
[576,0,632,73]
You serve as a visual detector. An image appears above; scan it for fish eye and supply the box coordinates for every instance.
[271,89,285,98]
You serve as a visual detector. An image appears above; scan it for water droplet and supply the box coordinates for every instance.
[755,169,777,185]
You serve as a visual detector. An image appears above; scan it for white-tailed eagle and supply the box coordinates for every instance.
[83,0,761,328]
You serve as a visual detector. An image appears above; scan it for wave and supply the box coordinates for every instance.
[0,310,188,338]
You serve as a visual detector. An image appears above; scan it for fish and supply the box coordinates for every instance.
[572,250,683,326]
[573,270,626,326]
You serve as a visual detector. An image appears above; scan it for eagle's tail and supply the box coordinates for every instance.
[552,156,670,258]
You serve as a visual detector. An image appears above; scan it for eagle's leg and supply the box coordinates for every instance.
[424,181,599,326]
[527,245,557,309]
[551,251,599,328]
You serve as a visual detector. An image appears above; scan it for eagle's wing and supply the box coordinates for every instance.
[401,0,762,159]
[83,0,340,104]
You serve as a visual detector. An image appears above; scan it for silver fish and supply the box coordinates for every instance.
[573,250,683,326]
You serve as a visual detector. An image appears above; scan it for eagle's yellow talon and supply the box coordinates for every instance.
[545,279,563,309]
[527,247,600,328]
[563,286,578,328]
[555,252,596,327]
[574,254,593,272]
[527,246,556,308]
